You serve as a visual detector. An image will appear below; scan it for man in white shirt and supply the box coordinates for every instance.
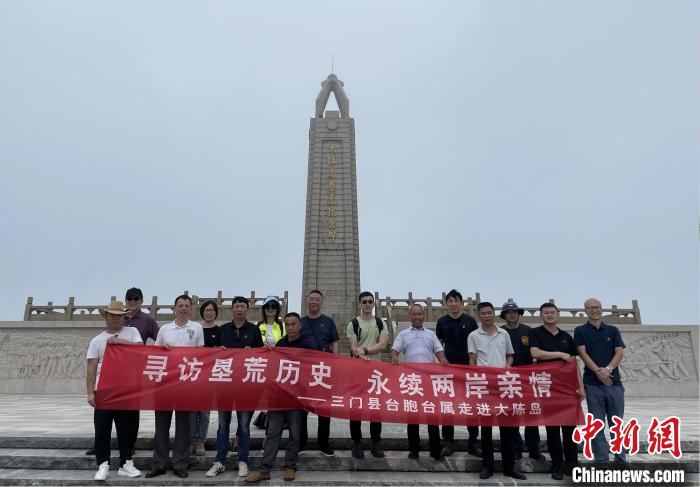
[86,300,143,481]
[468,302,525,481]
[146,295,204,479]
[390,304,447,460]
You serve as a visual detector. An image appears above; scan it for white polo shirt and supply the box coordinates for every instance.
[467,326,513,367]
[155,320,205,348]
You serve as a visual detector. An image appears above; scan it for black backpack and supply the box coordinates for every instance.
[350,317,384,346]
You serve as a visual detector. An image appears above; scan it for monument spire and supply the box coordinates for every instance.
[301,74,361,325]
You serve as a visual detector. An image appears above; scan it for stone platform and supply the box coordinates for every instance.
[0,395,698,485]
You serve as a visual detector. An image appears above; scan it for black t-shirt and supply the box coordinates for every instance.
[530,325,577,362]
[202,325,220,348]
[277,335,317,349]
[300,314,339,352]
[219,321,263,348]
[501,323,533,366]
[435,313,479,365]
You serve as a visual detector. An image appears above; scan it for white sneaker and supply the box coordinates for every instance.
[206,461,225,477]
[118,459,142,477]
[94,461,109,481]
[238,461,249,477]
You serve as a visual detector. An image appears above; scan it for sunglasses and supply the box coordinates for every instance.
[126,297,141,302]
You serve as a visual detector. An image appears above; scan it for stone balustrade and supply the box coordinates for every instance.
[23,291,289,323]
[373,292,641,325]
[23,291,640,325]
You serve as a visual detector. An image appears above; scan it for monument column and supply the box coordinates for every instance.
[301,74,360,325]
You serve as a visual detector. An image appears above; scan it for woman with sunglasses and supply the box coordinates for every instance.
[253,296,286,430]
[257,296,285,347]
[190,300,220,456]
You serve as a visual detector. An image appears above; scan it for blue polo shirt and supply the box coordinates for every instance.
[300,314,339,353]
[574,321,625,386]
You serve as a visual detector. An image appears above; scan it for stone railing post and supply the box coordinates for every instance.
[611,304,619,318]
[374,291,381,318]
[466,297,475,317]
[149,296,158,319]
[24,297,33,321]
[282,290,289,316]
[426,297,434,321]
[65,297,75,321]
[191,295,199,320]
[632,300,641,324]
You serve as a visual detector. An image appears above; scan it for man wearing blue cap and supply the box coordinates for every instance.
[500,301,545,463]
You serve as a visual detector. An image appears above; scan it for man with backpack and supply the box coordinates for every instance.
[347,291,389,459]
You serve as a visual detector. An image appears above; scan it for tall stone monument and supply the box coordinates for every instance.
[301,74,360,324]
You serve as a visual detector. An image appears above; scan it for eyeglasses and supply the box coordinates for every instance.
[360,300,374,305]
[585,306,602,311]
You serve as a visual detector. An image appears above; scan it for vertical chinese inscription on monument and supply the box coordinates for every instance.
[327,144,337,240]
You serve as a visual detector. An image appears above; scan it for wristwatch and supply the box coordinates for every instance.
[363,347,369,355]
[605,366,613,373]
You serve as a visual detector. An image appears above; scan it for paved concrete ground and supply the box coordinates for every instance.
[0,395,697,442]
[0,395,698,486]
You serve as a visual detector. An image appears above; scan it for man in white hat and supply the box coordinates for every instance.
[86,300,144,481]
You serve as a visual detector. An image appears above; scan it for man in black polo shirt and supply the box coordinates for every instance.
[574,298,626,464]
[246,312,316,483]
[123,287,159,344]
[435,288,481,457]
[499,301,544,462]
[207,296,263,479]
[299,289,338,456]
[530,302,584,480]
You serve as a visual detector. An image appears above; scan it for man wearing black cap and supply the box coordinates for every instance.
[124,287,159,344]
[500,301,545,463]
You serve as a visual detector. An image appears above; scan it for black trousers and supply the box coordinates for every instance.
[349,420,382,441]
[512,426,542,453]
[153,410,191,471]
[441,425,480,445]
[299,411,331,450]
[93,409,139,466]
[407,424,441,458]
[546,425,578,468]
[481,426,516,472]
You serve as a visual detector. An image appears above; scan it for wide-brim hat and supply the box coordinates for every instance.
[99,300,127,317]
[500,301,525,319]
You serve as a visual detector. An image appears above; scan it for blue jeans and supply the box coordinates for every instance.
[585,384,626,463]
[191,411,210,441]
[216,410,253,463]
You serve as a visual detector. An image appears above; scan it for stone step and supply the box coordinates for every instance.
[0,449,696,473]
[3,436,699,453]
[7,469,697,487]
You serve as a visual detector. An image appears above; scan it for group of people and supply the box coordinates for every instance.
[86,287,626,482]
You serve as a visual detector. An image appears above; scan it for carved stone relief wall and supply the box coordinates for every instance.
[0,322,697,396]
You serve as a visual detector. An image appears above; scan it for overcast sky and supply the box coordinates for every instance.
[1,1,698,324]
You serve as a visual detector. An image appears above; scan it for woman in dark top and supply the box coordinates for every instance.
[190,300,220,455]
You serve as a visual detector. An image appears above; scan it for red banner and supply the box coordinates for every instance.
[97,344,583,427]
